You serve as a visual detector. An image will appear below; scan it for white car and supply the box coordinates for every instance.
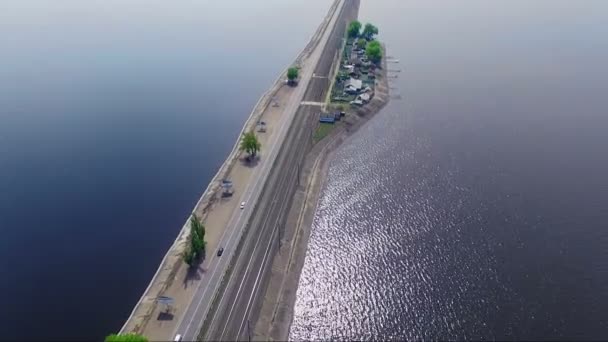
[173,334,182,342]
[240,201,246,209]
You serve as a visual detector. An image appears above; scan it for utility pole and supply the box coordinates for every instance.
[247,319,252,342]
[297,162,301,186]
[278,223,282,251]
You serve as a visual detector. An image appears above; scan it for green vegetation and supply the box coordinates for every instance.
[313,123,335,143]
[287,67,299,82]
[105,333,148,342]
[184,215,206,267]
[356,38,367,49]
[365,40,382,63]
[347,20,362,38]
[239,131,262,158]
[330,21,382,105]
[362,23,379,40]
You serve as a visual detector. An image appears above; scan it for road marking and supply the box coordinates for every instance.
[300,101,325,106]
[218,209,273,339]
[210,104,299,337]
[219,128,303,339]
[179,204,246,337]
[236,227,277,339]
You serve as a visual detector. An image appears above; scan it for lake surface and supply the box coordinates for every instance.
[290,0,608,340]
[0,0,333,340]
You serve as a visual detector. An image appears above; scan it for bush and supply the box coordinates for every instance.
[105,333,148,342]
[365,40,382,63]
[347,20,362,38]
[287,67,299,81]
[183,215,206,266]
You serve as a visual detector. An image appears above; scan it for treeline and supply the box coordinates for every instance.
[347,21,382,63]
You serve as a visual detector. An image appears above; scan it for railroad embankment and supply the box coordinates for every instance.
[254,42,390,340]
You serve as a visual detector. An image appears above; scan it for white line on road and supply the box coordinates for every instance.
[300,101,325,106]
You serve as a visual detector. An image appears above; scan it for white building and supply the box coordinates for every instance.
[344,78,363,94]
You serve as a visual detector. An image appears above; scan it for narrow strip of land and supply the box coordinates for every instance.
[201,0,356,340]
[119,1,348,341]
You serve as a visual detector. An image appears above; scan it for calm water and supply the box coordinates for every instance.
[290,0,608,340]
[0,0,333,340]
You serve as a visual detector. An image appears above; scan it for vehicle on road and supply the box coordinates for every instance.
[173,334,182,341]
[240,201,246,209]
[217,247,224,257]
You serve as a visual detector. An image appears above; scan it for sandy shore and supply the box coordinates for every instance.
[253,45,391,341]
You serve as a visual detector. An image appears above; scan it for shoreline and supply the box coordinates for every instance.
[119,0,343,335]
[254,44,391,340]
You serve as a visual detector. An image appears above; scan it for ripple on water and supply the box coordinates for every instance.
[289,109,514,340]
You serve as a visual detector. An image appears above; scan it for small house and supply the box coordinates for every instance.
[343,64,355,75]
[344,78,363,94]
[357,93,372,104]
[319,113,336,123]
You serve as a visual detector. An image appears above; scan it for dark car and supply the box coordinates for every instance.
[217,247,224,257]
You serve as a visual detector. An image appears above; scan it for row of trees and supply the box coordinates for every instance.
[184,214,206,266]
[348,21,378,40]
[347,20,382,64]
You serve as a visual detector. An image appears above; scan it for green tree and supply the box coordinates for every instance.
[183,249,195,266]
[105,333,148,342]
[191,215,205,252]
[287,67,299,82]
[356,38,367,49]
[365,40,382,63]
[183,215,206,266]
[240,131,261,158]
[362,23,379,40]
[347,20,362,38]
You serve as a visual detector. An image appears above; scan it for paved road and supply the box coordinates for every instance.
[303,0,355,102]
[170,1,346,341]
[203,1,358,341]
[205,103,316,341]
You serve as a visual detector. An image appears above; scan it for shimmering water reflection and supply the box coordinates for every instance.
[289,0,608,339]
[290,109,512,340]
